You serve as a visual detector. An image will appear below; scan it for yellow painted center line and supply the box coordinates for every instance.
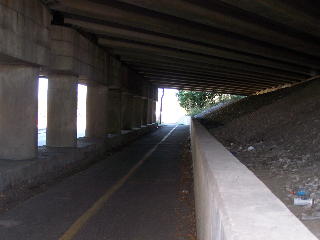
[59,125,178,240]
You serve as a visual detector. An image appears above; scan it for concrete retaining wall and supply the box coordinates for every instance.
[191,120,317,240]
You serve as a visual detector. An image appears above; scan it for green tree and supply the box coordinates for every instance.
[176,91,243,116]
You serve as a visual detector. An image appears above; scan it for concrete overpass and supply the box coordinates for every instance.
[0,1,320,239]
[44,0,320,94]
[0,0,160,161]
[2,0,319,159]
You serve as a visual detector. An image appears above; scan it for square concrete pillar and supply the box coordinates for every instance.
[106,89,122,134]
[0,65,39,160]
[121,92,134,130]
[147,98,153,124]
[47,74,78,147]
[142,98,148,125]
[152,100,157,123]
[133,96,143,128]
[86,85,108,138]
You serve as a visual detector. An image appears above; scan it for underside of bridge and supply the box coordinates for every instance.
[44,0,320,95]
[0,0,319,163]
[1,1,320,239]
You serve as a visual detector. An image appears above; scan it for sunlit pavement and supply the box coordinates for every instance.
[38,129,46,146]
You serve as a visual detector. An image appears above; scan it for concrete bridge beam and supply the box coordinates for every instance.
[0,0,50,66]
[0,65,39,160]
[46,74,78,147]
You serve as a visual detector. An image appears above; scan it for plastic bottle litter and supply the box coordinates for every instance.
[293,188,313,206]
[294,197,313,206]
[295,189,310,197]
[247,146,255,151]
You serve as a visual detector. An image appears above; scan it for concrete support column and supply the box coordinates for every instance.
[121,92,134,130]
[133,96,143,128]
[106,89,122,134]
[152,100,157,123]
[47,74,78,147]
[142,98,148,125]
[147,98,153,124]
[0,65,39,160]
[86,85,108,138]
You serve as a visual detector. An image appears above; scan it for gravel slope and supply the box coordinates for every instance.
[199,79,320,238]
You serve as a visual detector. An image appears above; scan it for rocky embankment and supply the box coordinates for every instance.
[198,79,320,238]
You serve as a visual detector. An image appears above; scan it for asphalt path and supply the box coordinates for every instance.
[0,125,190,240]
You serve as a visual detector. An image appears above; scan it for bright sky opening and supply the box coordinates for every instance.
[156,88,189,125]
[38,79,88,146]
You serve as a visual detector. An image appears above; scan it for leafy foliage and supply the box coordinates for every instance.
[176,91,243,116]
